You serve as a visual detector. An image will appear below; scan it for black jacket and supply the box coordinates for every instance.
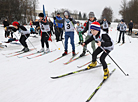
[100,20,111,25]
[3,21,9,27]
[128,22,133,28]
[85,31,112,47]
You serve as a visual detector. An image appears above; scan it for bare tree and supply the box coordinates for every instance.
[101,7,113,22]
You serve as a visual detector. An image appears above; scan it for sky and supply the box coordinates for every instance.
[37,0,131,20]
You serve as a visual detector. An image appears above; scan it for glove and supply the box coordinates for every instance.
[81,32,84,35]
[69,18,73,21]
[53,17,56,20]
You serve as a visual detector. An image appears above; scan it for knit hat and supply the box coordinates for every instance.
[64,12,68,16]
[57,12,60,15]
[76,21,80,24]
[39,13,44,17]
[90,21,101,31]
[121,19,124,22]
[89,12,95,18]
[12,21,19,26]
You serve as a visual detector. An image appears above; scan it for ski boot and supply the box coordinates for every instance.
[72,51,76,56]
[103,68,110,79]
[62,50,67,56]
[46,48,50,53]
[79,51,86,57]
[24,47,29,52]
[38,48,45,53]
[21,47,25,51]
[87,61,97,69]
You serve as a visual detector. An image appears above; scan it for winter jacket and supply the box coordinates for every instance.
[128,22,133,28]
[3,21,9,27]
[85,30,114,51]
[54,16,63,28]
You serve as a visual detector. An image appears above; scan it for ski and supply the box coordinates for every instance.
[86,68,116,102]
[2,48,35,55]
[17,51,42,58]
[49,52,71,63]
[119,43,125,46]
[51,65,102,79]
[77,61,110,68]
[27,49,56,59]
[64,54,89,65]
[77,61,91,68]
[64,52,79,64]
[6,49,35,58]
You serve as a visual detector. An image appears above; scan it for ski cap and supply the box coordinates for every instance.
[12,21,19,26]
[64,12,68,16]
[90,21,101,31]
[39,13,44,17]
[76,21,80,24]
[89,12,95,18]
[121,19,124,22]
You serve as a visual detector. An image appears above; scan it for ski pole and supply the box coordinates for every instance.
[83,46,100,64]
[45,32,60,50]
[24,34,37,52]
[99,46,129,76]
[116,31,118,42]
[126,32,131,43]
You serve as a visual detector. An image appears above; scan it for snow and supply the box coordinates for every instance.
[0,22,138,102]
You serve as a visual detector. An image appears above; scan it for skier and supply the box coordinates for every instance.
[100,17,111,33]
[3,18,9,38]
[80,12,97,57]
[76,21,84,44]
[128,20,133,35]
[82,21,114,79]
[54,10,77,56]
[12,21,30,52]
[117,19,127,44]
[38,13,50,53]
[54,12,63,42]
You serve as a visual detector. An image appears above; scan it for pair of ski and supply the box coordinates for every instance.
[5,48,35,57]
[51,65,115,102]
[49,52,89,65]
[115,42,125,46]
[17,49,56,59]
[27,49,56,59]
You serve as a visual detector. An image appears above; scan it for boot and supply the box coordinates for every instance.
[79,51,86,57]
[24,47,29,52]
[21,47,25,51]
[87,61,97,69]
[62,50,67,56]
[46,48,50,53]
[38,48,45,53]
[72,51,76,56]
[103,68,110,79]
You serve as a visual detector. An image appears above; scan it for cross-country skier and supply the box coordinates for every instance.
[76,21,84,44]
[38,13,50,53]
[117,19,127,44]
[100,17,111,33]
[79,12,97,57]
[82,21,114,79]
[54,10,77,56]
[11,21,30,52]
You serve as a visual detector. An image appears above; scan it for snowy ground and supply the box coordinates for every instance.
[0,22,138,102]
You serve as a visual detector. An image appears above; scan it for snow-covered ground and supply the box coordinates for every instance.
[0,22,138,102]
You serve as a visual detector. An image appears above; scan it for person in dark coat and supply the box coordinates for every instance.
[128,20,133,35]
[3,18,9,38]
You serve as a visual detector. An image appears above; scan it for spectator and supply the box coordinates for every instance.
[128,20,133,35]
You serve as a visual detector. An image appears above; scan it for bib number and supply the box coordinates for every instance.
[67,24,70,29]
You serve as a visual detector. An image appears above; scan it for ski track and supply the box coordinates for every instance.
[0,22,138,102]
